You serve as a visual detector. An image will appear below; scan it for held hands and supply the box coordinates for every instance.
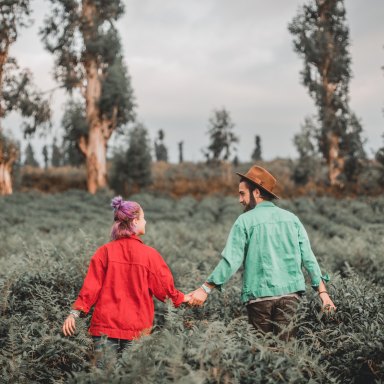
[185,287,208,307]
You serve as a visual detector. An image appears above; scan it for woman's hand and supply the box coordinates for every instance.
[62,314,76,336]
[183,293,192,303]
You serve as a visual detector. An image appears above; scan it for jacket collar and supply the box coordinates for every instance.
[255,201,275,208]
[116,234,143,243]
[129,234,143,243]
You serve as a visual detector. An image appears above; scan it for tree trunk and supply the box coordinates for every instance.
[0,162,13,195]
[81,55,108,193]
[0,143,18,195]
[85,127,107,194]
[0,40,13,195]
[319,0,345,186]
[0,41,9,102]
[328,132,345,187]
[81,0,110,194]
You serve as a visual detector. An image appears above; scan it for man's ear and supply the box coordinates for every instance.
[253,188,261,199]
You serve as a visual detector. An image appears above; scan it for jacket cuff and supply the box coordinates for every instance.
[172,292,185,308]
[207,280,224,292]
[72,301,90,314]
[311,273,330,290]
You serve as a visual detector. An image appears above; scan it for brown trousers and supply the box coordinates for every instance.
[246,296,299,341]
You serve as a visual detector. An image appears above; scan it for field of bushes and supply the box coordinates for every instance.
[0,190,383,383]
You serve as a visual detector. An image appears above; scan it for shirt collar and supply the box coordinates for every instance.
[255,201,275,208]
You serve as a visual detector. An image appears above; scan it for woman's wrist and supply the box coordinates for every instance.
[69,309,80,318]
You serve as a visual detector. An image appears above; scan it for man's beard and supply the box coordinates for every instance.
[243,193,256,212]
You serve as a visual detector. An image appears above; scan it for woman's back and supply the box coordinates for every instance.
[73,235,184,340]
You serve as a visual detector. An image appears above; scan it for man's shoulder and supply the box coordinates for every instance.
[273,205,298,218]
[237,204,299,224]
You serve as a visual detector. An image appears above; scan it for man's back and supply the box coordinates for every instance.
[235,201,306,301]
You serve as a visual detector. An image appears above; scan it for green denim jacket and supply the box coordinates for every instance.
[207,201,329,303]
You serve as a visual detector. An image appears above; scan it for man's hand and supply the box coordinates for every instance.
[319,292,337,313]
[318,280,336,313]
[62,315,76,336]
[187,288,208,307]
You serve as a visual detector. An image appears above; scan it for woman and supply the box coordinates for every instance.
[62,196,189,352]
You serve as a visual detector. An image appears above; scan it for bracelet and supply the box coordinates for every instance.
[318,291,328,295]
[201,283,212,295]
[69,309,80,318]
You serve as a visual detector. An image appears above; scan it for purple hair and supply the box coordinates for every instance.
[110,196,142,240]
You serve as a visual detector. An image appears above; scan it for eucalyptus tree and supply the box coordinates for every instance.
[0,0,51,195]
[154,129,168,162]
[51,137,62,167]
[61,100,87,166]
[24,142,39,167]
[289,0,365,185]
[40,0,136,193]
[251,135,262,161]
[42,144,49,169]
[204,108,238,162]
[178,141,184,163]
[110,123,152,195]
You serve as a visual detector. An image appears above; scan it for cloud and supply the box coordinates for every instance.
[4,0,384,164]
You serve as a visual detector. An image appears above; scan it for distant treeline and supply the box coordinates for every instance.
[18,159,384,198]
[0,0,383,196]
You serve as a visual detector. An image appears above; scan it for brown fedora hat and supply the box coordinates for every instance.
[236,165,280,199]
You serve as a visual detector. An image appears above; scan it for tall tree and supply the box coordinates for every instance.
[376,136,384,166]
[0,1,51,194]
[42,144,49,169]
[24,142,39,167]
[154,129,168,162]
[178,141,184,164]
[204,108,238,162]
[61,100,86,167]
[376,134,384,186]
[110,123,152,194]
[51,137,62,167]
[251,135,262,161]
[41,0,136,193]
[293,117,321,184]
[289,0,365,185]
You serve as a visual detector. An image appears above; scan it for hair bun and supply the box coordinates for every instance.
[111,196,124,211]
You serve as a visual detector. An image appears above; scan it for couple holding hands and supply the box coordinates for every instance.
[63,165,336,354]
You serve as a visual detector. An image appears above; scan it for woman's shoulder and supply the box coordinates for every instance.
[104,237,161,260]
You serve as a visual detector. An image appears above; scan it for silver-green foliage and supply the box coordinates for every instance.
[0,191,383,383]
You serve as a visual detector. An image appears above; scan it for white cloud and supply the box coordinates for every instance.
[3,0,384,164]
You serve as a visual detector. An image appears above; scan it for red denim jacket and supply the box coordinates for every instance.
[72,235,184,340]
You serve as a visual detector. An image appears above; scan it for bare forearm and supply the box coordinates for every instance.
[317,280,336,311]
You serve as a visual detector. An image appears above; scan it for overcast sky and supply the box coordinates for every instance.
[4,0,384,163]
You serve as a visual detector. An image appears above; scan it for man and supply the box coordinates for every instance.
[188,165,336,340]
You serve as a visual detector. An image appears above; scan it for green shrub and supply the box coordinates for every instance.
[0,192,383,383]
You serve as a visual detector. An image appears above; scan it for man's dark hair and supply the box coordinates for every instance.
[239,177,276,202]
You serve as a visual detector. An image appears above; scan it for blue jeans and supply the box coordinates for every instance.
[92,336,132,368]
